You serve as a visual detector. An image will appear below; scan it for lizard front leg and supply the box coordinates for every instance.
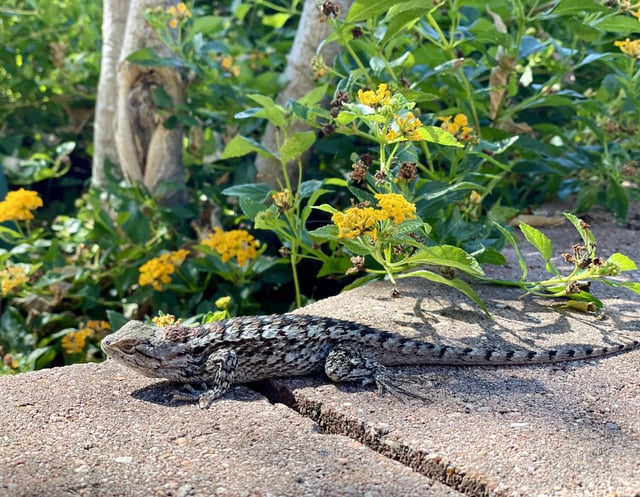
[324,344,428,401]
[197,349,238,408]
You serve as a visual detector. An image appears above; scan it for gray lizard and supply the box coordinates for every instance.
[101,313,639,408]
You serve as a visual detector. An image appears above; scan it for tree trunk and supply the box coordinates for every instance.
[254,0,353,189]
[92,0,128,188]
[93,0,187,206]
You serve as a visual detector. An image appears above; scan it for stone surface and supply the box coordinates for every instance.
[1,203,640,497]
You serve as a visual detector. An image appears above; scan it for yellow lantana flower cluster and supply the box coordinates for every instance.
[358,83,391,108]
[166,2,191,29]
[201,228,260,266]
[386,112,423,142]
[614,38,640,59]
[0,265,29,295]
[0,188,43,223]
[138,249,190,291]
[61,320,110,355]
[332,193,417,240]
[438,114,474,141]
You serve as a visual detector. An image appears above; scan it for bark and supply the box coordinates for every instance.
[92,0,128,188]
[93,0,187,205]
[254,0,353,189]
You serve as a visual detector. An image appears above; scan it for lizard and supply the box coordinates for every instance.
[101,313,640,408]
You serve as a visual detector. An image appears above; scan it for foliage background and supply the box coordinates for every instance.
[1,0,639,373]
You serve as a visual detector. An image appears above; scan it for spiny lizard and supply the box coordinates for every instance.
[101,313,640,408]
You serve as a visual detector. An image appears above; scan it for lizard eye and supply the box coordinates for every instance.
[118,339,139,355]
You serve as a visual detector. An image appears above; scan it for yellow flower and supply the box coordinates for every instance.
[152,313,181,326]
[138,249,189,291]
[438,114,474,141]
[332,207,382,240]
[0,188,43,223]
[215,296,231,310]
[86,320,111,332]
[614,38,640,59]
[374,193,416,224]
[0,265,29,295]
[221,55,233,71]
[61,327,93,355]
[358,83,391,107]
[200,228,260,266]
[166,2,191,28]
[386,112,423,142]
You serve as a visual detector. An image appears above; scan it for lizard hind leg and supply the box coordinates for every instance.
[324,344,429,402]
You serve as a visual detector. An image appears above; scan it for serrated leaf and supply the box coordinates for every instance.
[418,126,463,147]
[602,280,640,296]
[311,203,339,215]
[397,270,490,316]
[346,0,409,22]
[308,224,339,241]
[563,212,596,248]
[220,135,276,160]
[239,196,268,221]
[606,253,637,272]
[246,94,287,127]
[299,85,328,106]
[493,222,528,280]
[407,245,484,277]
[279,131,316,164]
[519,222,557,274]
[126,48,182,68]
[222,183,273,201]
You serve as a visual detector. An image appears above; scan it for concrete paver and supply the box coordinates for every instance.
[0,362,460,497]
[1,203,639,497]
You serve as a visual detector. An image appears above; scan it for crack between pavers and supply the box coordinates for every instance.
[250,378,506,497]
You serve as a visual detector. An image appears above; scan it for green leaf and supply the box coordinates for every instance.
[601,280,640,296]
[311,203,339,215]
[279,131,316,164]
[606,253,637,272]
[563,213,596,248]
[519,222,558,274]
[493,223,528,280]
[548,0,607,16]
[346,0,409,22]
[188,16,224,37]
[244,94,287,128]
[299,180,324,200]
[591,15,640,33]
[308,224,339,242]
[418,126,463,147]
[262,13,290,28]
[126,48,182,68]
[298,85,328,106]
[222,183,273,202]
[406,245,485,277]
[106,310,129,331]
[239,196,268,221]
[221,135,276,160]
[397,270,490,316]
[152,85,173,109]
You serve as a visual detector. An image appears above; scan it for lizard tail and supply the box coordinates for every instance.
[378,331,640,366]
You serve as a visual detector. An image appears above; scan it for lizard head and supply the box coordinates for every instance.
[101,321,168,379]
[101,320,217,382]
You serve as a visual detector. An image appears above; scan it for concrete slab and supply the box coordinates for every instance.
[0,361,460,497]
[273,206,640,497]
[1,203,639,497]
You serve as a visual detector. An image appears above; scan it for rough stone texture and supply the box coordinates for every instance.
[0,362,458,497]
[1,203,640,497]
